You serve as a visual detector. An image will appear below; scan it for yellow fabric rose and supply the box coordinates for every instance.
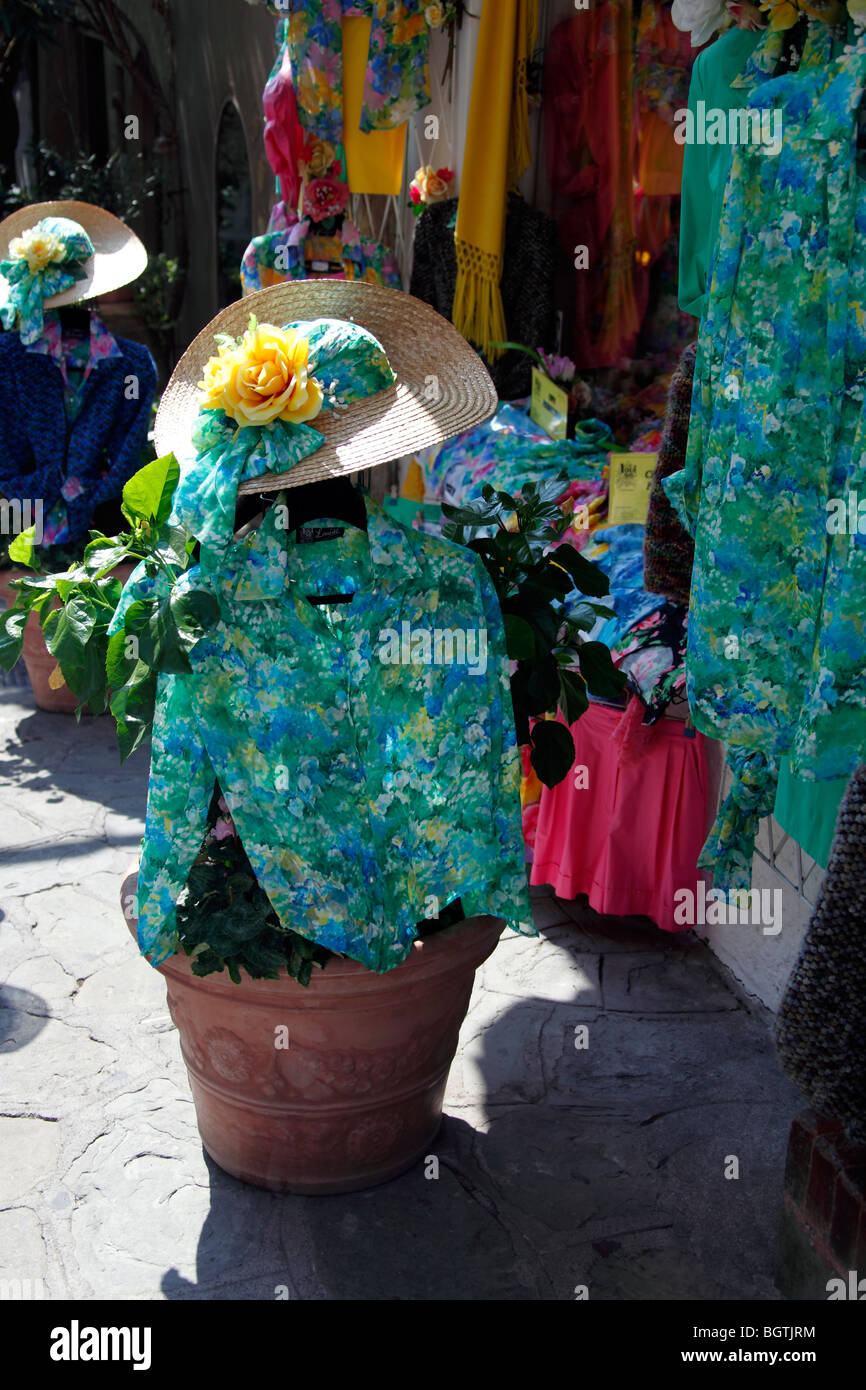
[199,323,324,430]
[9,226,65,274]
[425,2,446,26]
[301,139,337,179]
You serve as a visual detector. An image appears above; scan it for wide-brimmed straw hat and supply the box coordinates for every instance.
[0,200,147,307]
[155,280,498,494]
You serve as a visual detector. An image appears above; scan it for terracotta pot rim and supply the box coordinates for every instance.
[122,866,503,998]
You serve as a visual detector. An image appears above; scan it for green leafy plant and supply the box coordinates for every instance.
[0,141,160,224]
[443,477,627,787]
[133,254,183,337]
[176,786,332,985]
[0,454,219,759]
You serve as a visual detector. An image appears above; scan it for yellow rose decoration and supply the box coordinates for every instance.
[300,138,336,180]
[425,1,446,25]
[9,226,66,274]
[199,320,324,430]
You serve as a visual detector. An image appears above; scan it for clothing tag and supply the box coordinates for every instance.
[530,367,569,440]
[297,526,346,544]
[607,453,657,526]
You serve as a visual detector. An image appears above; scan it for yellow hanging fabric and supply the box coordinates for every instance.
[454,0,538,358]
[342,17,407,197]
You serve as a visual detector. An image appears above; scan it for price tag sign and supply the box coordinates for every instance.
[530,367,569,440]
[607,453,658,526]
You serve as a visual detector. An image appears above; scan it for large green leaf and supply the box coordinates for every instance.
[110,670,158,762]
[504,613,535,660]
[7,525,36,568]
[548,544,610,598]
[171,588,220,649]
[41,596,100,694]
[567,601,614,634]
[75,631,110,712]
[0,608,28,671]
[105,628,150,690]
[558,668,589,725]
[577,641,628,700]
[121,453,180,527]
[160,524,197,571]
[84,539,132,577]
[524,657,561,716]
[529,719,575,788]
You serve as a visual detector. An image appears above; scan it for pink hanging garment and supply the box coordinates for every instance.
[531,699,724,931]
[263,41,306,209]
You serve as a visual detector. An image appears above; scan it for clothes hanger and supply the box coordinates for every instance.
[57,304,92,335]
[231,478,367,607]
[285,478,367,607]
[282,476,368,535]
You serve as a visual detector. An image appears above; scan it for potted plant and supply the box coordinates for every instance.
[443,476,626,786]
[0,531,138,713]
[0,409,157,714]
[2,446,622,1192]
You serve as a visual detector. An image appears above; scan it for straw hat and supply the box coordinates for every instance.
[154,280,498,494]
[0,200,147,308]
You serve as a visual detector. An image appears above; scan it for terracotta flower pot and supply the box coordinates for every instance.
[0,564,135,713]
[121,867,502,1194]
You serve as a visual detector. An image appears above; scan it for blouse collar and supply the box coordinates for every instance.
[25,308,122,388]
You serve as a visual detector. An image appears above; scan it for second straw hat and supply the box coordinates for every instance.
[0,199,148,308]
[154,279,498,494]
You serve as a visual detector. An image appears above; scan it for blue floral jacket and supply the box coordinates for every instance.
[0,326,157,543]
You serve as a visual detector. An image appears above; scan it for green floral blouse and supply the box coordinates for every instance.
[665,36,866,889]
[126,498,534,973]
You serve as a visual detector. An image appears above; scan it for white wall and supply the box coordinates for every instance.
[696,771,821,1011]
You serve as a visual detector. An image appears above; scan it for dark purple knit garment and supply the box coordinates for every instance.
[775,764,866,1143]
[642,339,697,606]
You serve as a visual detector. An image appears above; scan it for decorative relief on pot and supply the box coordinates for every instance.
[345,1112,405,1162]
[204,1027,256,1083]
[268,1028,454,1100]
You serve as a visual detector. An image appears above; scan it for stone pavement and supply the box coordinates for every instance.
[0,683,801,1301]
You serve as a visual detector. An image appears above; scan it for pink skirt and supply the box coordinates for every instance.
[530,700,724,931]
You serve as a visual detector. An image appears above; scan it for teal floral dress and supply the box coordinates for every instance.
[665,34,866,889]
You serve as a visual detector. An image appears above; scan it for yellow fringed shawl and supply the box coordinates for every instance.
[453,0,539,359]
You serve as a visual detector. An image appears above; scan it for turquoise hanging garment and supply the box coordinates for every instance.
[665,34,866,890]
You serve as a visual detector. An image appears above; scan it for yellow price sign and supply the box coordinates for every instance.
[530,367,569,441]
[607,452,658,527]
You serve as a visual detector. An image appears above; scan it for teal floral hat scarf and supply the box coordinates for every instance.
[169,315,396,567]
[0,216,94,345]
